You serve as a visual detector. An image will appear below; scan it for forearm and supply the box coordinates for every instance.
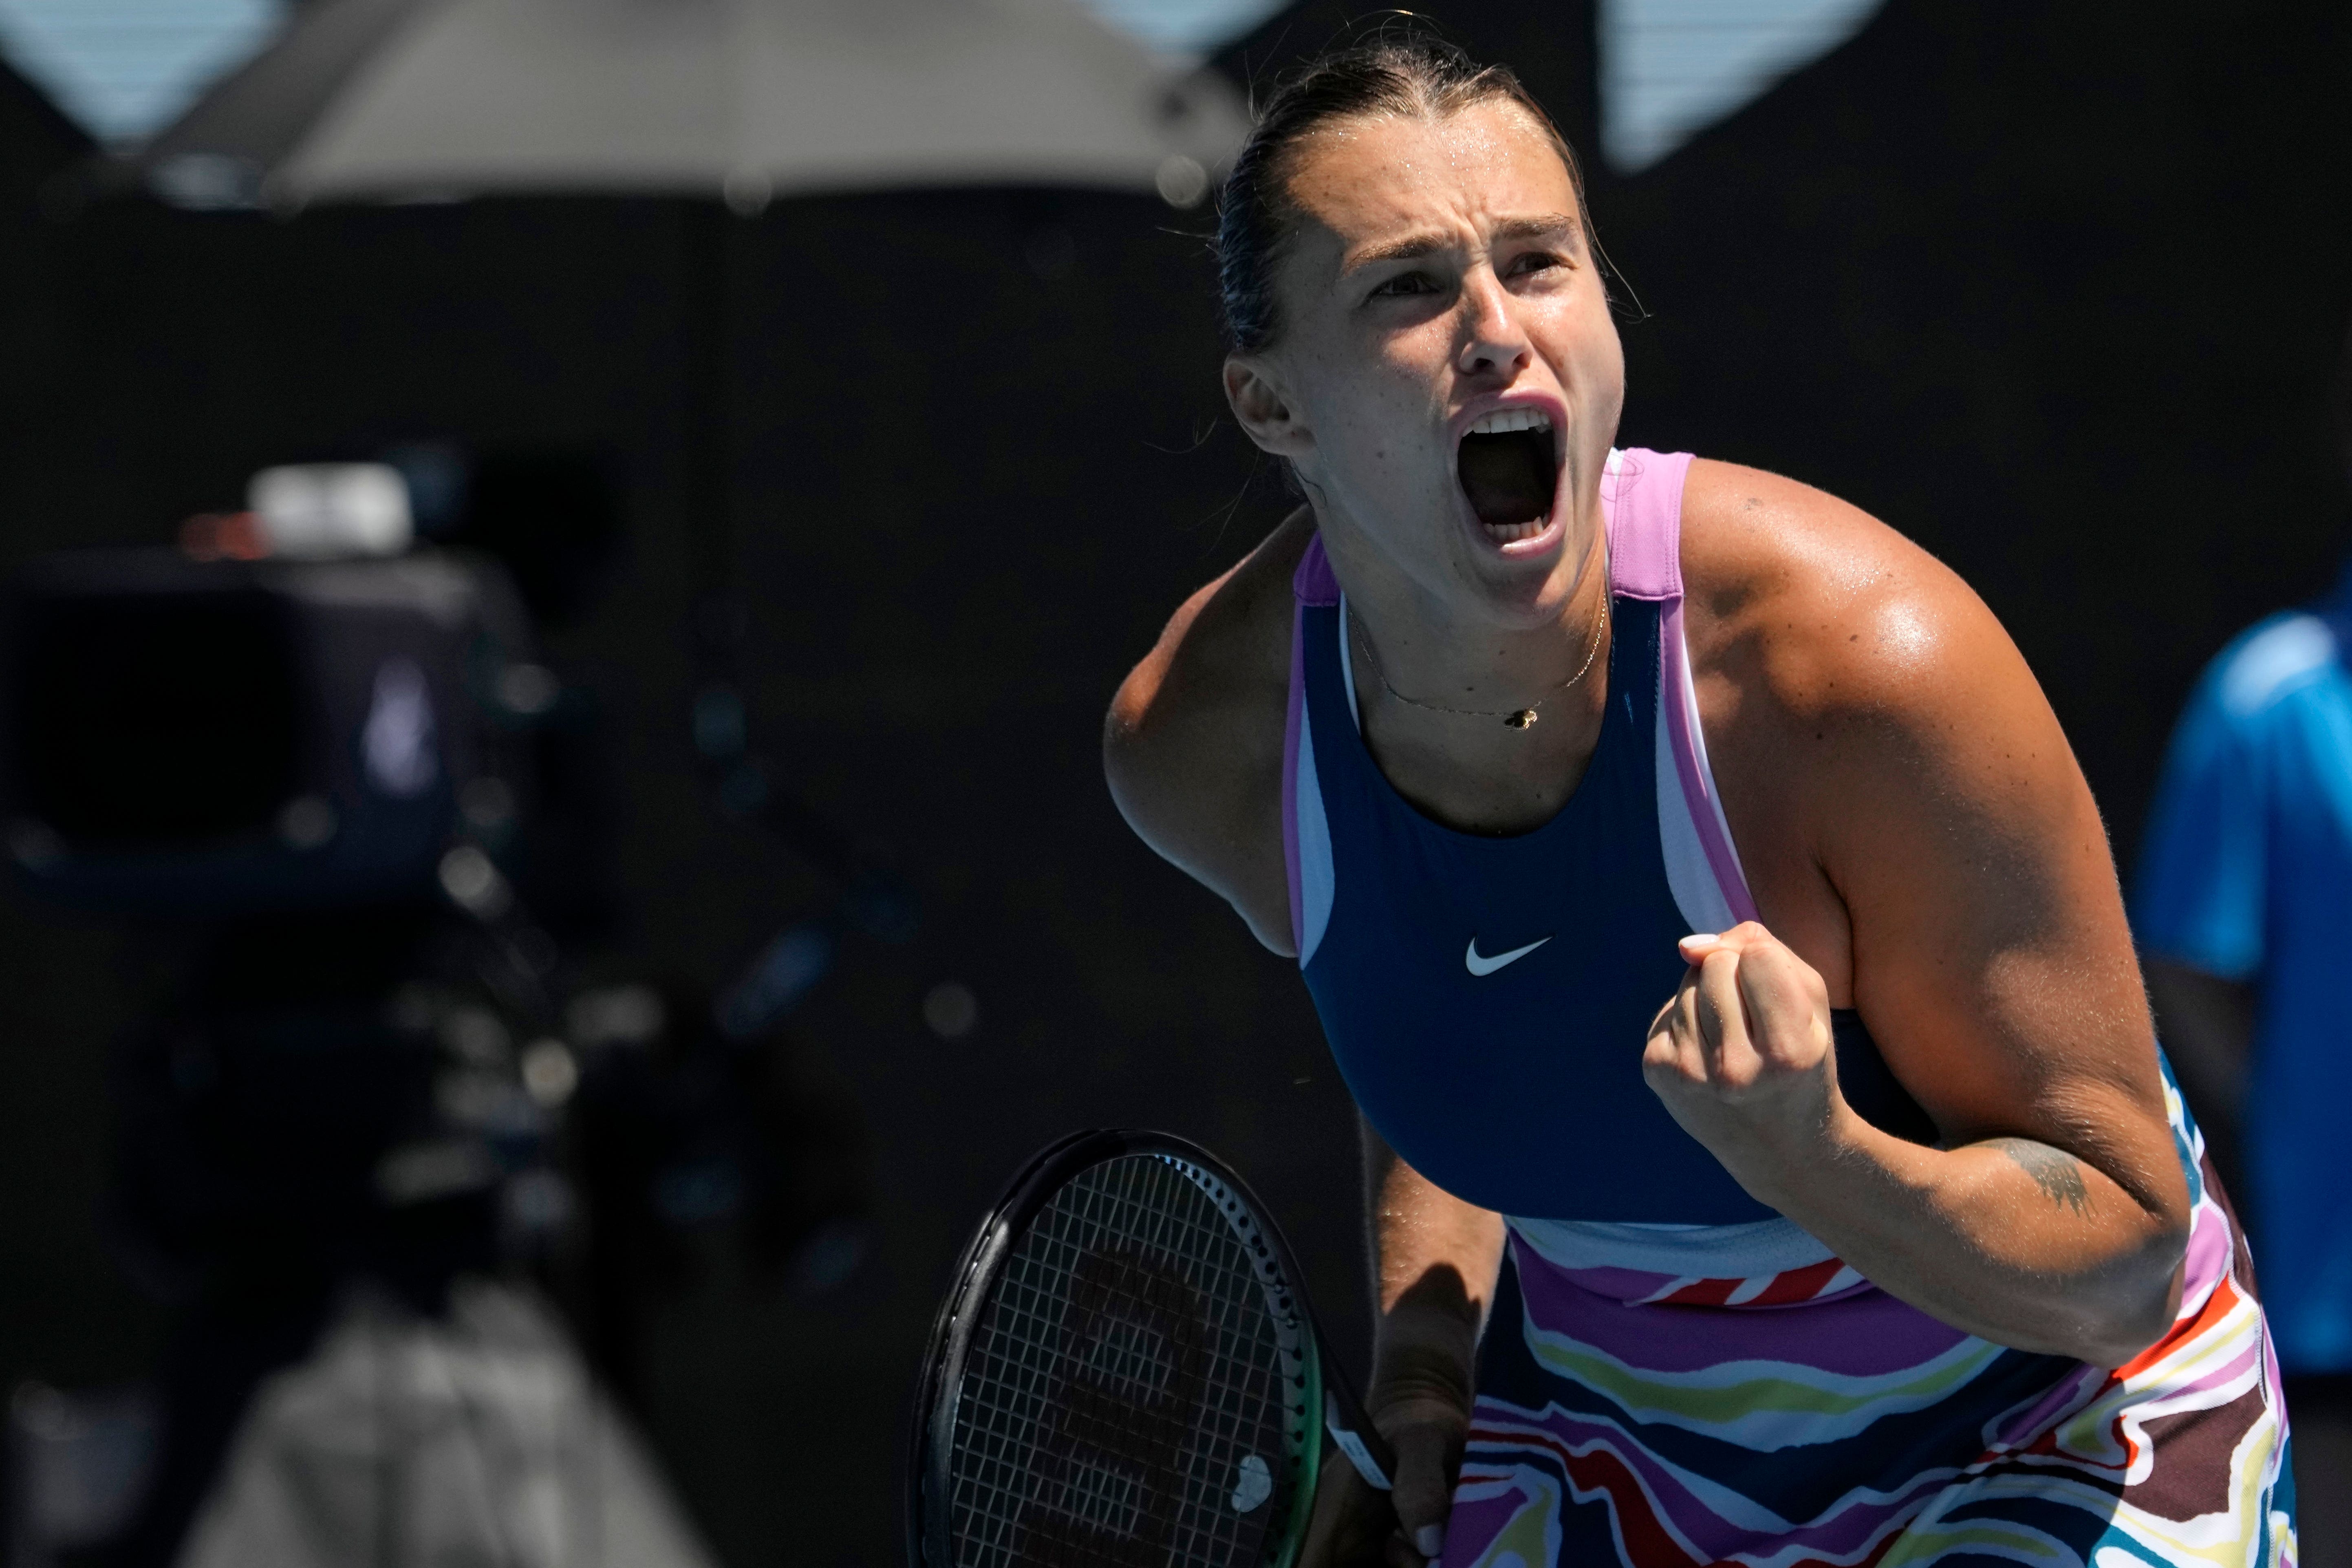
[1360,1121,1503,1398]
[1744,1103,2188,1366]
[1312,1126,1502,1566]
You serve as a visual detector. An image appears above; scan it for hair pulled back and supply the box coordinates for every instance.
[1215,33,1590,355]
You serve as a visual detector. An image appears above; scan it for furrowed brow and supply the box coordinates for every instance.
[1343,214,1583,272]
[1343,231,1455,271]
[1492,214,1582,245]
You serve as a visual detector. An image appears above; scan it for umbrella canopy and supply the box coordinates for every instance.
[135,0,1248,211]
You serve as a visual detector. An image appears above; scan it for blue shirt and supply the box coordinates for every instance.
[2134,569,2352,1372]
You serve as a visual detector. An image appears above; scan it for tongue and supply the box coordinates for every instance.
[1457,431,1554,529]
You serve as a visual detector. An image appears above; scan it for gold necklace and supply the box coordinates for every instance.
[1349,594,1609,730]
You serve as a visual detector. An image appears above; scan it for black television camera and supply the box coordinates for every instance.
[4,537,546,916]
[0,457,878,1564]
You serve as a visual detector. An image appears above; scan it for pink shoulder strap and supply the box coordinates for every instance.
[1603,448,1689,602]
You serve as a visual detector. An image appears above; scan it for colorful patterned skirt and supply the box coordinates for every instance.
[1438,1078,2295,1568]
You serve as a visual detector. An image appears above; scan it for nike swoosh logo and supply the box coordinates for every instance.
[1464,935,1551,977]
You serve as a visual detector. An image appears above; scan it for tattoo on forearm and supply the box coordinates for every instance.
[1990,1138,2091,1216]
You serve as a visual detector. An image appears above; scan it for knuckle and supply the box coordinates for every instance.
[1646,1052,1697,1089]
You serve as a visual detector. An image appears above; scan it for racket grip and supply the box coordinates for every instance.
[1323,1389,1396,1491]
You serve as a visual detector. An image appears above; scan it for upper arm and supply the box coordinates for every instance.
[1103,515,1307,954]
[1683,463,2184,1217]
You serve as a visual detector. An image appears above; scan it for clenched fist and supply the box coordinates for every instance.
[1643,922,1846,1203]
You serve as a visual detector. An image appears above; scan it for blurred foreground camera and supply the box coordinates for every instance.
[0,455,877,1568]
[2,474,548,914]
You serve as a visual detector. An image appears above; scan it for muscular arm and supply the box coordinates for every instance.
[1103,512,1311,953]
[1658,463,2191,1368]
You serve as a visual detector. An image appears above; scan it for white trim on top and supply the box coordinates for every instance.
[1508,1212,1835,1277]
[1336,591,1362,733]
[1655,637,1742,935]
[1294,693,1336,967]
[1675,618,1754,907]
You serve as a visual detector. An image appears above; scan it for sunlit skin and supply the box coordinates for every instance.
[1222,107,1626,839]
[1230,108,1622,628]
[1106,100,2189,1568]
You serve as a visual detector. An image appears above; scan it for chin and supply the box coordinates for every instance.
[1475,552,1590,628]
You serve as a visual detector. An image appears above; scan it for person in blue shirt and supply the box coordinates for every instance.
[2138,550,2352,1567]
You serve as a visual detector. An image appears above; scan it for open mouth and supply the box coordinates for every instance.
[1456,407,1560,544]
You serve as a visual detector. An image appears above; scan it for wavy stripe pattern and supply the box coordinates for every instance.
[1440,1076,2297,1568]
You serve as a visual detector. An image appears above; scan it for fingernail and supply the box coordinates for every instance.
[1416,1524,1446,1559]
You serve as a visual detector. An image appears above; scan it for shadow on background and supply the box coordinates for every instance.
[0,0,2348,1561]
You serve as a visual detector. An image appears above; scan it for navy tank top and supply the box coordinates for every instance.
[1282,450,1933,1224]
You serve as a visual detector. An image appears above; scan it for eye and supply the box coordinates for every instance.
[1367,270,1439,300]
[1505,249,1567,278]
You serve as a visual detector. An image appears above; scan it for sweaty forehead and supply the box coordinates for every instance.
[1281,101,1579,250]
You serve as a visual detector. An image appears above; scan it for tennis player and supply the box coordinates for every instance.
[1104,36,2291,1568]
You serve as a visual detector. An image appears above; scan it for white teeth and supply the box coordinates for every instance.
[1484,519,1546,543]
[1467,407,1553,437]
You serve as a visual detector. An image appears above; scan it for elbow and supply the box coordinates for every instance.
[2070,1224,2191,1369]
[1101,678,1159,803]
[1101,700,1144,812]
[2073,1300,2175,1371]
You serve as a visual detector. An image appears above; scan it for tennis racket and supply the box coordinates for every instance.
[906,1129,1396,1568]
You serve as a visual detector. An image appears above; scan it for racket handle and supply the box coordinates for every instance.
[1323,1389,1395,1491]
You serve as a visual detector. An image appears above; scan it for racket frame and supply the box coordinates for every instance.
[905,1129,1394,1568]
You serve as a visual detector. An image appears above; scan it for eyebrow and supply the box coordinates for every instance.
[1342,213,1582,271]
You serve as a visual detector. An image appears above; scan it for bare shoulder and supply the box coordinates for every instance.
[1104,509,1312,953]
[1674,456,2065,879]
[1676,457,2010,723]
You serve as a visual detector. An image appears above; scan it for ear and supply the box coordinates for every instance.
[1223,355,1313,459]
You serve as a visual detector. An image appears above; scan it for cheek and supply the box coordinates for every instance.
[1536,291,1623,382]
[1587,316,1627,387]
[1575,288,1628,382]
[1301,351,1431,467]
[1582,333,1627,432]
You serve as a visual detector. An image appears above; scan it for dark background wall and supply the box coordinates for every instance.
[1,2,2348,1564]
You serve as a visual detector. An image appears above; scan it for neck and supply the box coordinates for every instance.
[1323,513,1613,720]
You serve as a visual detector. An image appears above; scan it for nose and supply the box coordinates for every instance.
[1456,269,1531,379]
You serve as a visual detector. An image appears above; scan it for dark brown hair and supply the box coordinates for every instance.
[1215,32,1593,354]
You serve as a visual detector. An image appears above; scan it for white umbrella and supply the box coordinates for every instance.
[135,0,1246,211]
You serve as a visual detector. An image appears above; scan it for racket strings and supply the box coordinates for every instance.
[945,1156,1307,1568]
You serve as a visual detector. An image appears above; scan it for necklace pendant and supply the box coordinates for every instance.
[1505,709,1538,730]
